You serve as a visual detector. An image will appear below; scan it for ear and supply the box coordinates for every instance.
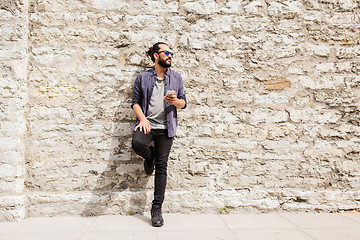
[154,52,159,61]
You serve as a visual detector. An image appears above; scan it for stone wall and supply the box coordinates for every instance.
[0,0,29,221]
[1,0,360,221]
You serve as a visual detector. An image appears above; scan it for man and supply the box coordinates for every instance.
[131,42,187,227]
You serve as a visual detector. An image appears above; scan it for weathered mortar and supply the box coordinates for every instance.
[1,0,360,221]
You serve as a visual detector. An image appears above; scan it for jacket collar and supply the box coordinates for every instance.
[150,67,170,77]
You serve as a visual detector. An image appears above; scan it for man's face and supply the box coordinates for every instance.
[156,44,172,68]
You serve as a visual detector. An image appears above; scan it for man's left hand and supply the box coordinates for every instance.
[164,93,177,105]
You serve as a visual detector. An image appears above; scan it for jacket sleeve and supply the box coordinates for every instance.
[177,74,187,109]
[131,74,142,109]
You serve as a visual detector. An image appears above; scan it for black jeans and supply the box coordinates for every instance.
[132,129,174,207]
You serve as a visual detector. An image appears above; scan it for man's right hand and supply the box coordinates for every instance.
[134,120,151,134]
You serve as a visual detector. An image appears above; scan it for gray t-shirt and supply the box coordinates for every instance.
[146,78,167,129]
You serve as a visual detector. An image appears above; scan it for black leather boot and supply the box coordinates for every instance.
[151,205,164,227]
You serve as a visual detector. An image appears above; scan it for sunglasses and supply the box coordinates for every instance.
[157,50,174,57]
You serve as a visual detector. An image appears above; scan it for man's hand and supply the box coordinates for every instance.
[164,92,186,109]
[135,120,151,134]
[164,92,177,105]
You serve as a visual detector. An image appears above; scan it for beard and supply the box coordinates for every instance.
[158,57,171,68]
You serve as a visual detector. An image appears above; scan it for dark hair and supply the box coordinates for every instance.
[146,42,168,62]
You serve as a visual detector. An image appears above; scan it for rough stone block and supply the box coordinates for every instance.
[92,0,129,10]
[183,0,220,15]
[0,195,25,222]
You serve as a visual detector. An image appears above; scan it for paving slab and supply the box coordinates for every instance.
[1,213,360,240]
[87,215,152,232]
[2,232,83,240]
[220,213,297,230]
[0,221,23,234]
[232,229,315,240]
[80,231,159,240]
[278,213,360,229]
[159,230,237,240]
[14,216,95,234]
[161,214,228,231]
[339,212,360,223]
[303,228,360,240]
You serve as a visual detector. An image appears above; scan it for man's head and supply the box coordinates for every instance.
[146,42,173,68]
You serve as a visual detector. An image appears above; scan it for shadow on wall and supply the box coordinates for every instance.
[81,98,151,217]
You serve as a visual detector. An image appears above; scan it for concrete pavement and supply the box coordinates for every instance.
[1,212,360,240]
